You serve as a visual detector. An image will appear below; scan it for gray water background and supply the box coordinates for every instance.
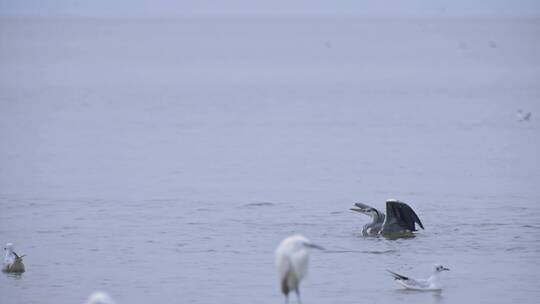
[1,17,539,303]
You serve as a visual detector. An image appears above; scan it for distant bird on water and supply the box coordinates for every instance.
[516,110,532,121]
[2,243,25,273]
[84,291,116,304]
[275,234,324,304]
[387,264,450,291]
[350,199,424,236]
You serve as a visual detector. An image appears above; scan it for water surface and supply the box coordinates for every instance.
[1,17,539,304]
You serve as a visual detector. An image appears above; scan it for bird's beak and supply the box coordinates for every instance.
[350,203,368,213]
[350,204,364,212]
[307,243,325,251]
[443,267,450,271]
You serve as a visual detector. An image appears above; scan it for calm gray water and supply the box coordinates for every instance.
[1,18,539,304]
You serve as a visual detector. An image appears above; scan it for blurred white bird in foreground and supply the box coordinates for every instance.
[387,264,450,291]
[2,243,25,273]
[84,291,116,304]
[275,234,324,303]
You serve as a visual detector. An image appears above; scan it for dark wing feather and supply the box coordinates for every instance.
[411,208,424,229]
[386,201,424,231]
[386,270,409,281]
[12,251,25,261]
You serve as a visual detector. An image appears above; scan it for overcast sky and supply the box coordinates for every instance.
[1,0,539,18]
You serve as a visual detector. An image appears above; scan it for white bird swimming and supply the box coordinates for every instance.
[2,243,25,273]
[84,291,116,304]
[275,234,324,304]
[387,264,450,291]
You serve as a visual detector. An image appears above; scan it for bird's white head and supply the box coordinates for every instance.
[433,264,450,273]
[286,234,325,251]
[350,203,381,219]
[84,291,116,304]
[4,243,14,252]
